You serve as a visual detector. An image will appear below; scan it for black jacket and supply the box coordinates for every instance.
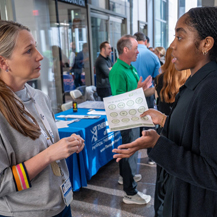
[95,54,113,88]
[150,61,217,216]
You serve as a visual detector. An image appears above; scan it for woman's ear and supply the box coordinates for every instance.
[202,36,214,54]
[0,56,8,71]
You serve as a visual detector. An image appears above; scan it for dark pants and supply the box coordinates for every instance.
[119,128,139,195]
[146,95,155,109]
[74,70,83,88]
[154,166,174,217]
[0,206,72,217]
[97,87,112,100]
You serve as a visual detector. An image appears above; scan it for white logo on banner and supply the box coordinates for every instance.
[91,126,98,142]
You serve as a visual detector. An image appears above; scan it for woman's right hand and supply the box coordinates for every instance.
[47,135,84,162]
[141,109,166,127]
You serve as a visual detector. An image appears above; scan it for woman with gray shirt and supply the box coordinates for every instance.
[0,21,84,217]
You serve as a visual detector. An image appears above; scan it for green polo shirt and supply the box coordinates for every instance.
[109,58,140,96]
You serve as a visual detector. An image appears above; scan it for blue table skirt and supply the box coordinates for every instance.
[58,128,87,191]
[55,108,122,191]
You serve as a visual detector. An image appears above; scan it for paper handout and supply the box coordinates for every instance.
[55,119,79,129]
[103,88,154,131]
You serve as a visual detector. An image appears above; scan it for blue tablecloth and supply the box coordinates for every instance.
[55,108,122,191]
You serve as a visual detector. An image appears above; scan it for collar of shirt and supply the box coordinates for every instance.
[117,58,136,71]
[185,61,217,91]
[99,54,109,60]
[117,58,139,81]
[16,86,31,102]
[137,44,147,49]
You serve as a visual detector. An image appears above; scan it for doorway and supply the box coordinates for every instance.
[50,1,90,104]
[91,11,125,67]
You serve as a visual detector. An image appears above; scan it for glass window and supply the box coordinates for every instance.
[155,0,167,20]
[154,20,167,48]
[109,19,122,62]
[197,0,202,6]
[88,0,108,9]
[110,0,127,14]
[0,0,14,20]
[139,22,148,36]
[154,0,168,49]
[55,2,91,105]
[178,0,185,18]
[91,16,108,63]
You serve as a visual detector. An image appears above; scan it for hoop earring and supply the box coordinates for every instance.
[203,50,208,55]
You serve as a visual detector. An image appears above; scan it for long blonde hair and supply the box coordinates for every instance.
[156,47,191,103]
[0,20,41,140]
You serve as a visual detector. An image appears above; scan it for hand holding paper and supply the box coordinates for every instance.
[103,88,154,131]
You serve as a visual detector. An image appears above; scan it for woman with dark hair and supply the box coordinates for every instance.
[113,7,217,216]
[0,20,84,217]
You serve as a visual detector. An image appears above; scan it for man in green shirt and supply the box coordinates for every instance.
[109,35,152,205]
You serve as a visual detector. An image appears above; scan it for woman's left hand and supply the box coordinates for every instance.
[70,133,85,153]
[112,129,160,162]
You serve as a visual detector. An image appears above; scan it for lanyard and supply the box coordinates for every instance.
[12,85,65,179]
[25,86,55,145]
[21,86,54,148]
[25,85,65,178]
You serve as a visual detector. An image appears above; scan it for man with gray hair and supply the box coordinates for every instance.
[109,35,152,205]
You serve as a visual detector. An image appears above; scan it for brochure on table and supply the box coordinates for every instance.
[103,88,154,131]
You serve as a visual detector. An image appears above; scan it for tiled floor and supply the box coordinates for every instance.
[70,149,156,217]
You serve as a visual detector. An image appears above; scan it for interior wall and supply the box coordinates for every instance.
[202,0,214,6]
[168,0,178,47]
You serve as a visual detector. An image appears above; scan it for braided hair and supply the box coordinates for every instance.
[185,7,217,62]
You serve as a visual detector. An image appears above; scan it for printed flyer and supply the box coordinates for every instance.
[103,88,154,131]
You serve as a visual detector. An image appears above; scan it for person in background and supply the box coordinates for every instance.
[52,45,69,68]
[154,47,166,65]
[148,47,155,53]
[111,47,118,63]
[0,20,85,217]
[146,35,150,48]
[155,47,191,118]
[73,43,89,88]
[131,32,161,165]
[95,41,113,100]
[69,41,76,69]
[109,34,152,205]
[113,7,217,217]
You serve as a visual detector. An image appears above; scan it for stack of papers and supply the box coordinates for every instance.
[87,110,106,115]
[78,101,105,109]
[55,119,79,129]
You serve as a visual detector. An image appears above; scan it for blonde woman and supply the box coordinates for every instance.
[0,20,84,217]
[154,46,166,65]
